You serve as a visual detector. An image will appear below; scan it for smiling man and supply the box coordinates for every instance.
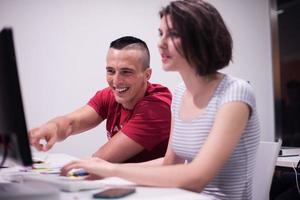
[30,36,172,163]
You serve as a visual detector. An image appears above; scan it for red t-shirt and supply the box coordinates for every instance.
[88,82,172,162]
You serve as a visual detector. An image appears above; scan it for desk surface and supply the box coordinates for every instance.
[1,152,213,200]
[60,186,213,200]
[0,176,213,200]
[277,155,300,168]
[276,148,300,168]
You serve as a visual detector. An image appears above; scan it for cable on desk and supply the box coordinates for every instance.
[292,161,300,196]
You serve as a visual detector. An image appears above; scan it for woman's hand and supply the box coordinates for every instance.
[60,157,116,179]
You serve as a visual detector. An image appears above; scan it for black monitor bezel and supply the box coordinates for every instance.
[0,28,33,166]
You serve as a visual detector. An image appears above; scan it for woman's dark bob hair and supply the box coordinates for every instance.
[159,0,233,76]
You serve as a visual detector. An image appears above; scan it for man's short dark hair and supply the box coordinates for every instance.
[110,36,150,69]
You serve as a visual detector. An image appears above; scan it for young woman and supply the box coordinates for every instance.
[62,1,260,199]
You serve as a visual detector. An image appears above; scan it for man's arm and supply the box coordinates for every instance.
[30,105,103,151]
[63,105,103,136]
[92,131,144,163]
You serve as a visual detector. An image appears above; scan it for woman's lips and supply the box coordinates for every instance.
[161,53,170,64]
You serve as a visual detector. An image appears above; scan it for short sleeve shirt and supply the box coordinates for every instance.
[172,75,260,200]
[88,82,172,162]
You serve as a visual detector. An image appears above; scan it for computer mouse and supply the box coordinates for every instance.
[67,168,89,177]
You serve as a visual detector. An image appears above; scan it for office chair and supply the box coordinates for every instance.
[252,140,282,200]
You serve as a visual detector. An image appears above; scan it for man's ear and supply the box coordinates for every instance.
[145,68,152,81]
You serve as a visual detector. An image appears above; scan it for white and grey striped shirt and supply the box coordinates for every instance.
[171,74,260,200]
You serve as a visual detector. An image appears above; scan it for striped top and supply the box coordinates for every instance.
[171,74,260,200]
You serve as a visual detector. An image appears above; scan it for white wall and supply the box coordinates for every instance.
[0,0,274,157]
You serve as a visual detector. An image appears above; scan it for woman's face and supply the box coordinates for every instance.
[158,15,189,72]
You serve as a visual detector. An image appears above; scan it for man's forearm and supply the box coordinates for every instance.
[47,116,73,141]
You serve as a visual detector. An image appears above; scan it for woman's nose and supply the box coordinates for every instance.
[158,36,167,49]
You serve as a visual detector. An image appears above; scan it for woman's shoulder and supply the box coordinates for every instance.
[222,74,254,93]
[219,74,256,106]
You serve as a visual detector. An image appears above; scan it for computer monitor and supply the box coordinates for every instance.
[0,28,60,200]
[0,28,33,167]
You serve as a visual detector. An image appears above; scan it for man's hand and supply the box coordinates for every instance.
[29,106,102,152]
[29,122,59,152]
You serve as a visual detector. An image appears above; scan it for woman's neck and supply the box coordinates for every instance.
[180,68,221,96]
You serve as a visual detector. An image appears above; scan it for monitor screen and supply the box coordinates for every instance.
[275,1,300,147]
[0,28,33,167]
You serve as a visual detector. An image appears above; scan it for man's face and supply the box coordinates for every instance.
[106,48,151,109]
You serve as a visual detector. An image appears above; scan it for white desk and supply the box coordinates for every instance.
[276,148,300,168]
[1,153,213,200]
[276,155,300,168]
[60,186,213,200]
[0,176,212,200]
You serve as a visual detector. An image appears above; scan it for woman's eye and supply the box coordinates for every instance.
[169,31,179,38]
[158,30,163,37]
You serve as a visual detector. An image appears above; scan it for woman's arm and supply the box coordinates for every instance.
[62,101,250,192]
[162,119,185,165]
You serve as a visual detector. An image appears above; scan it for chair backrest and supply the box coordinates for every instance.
[252,140,282,200]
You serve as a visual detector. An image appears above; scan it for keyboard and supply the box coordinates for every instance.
[6,173,134,192]
[1,152,135,192]
[21,174,105,192]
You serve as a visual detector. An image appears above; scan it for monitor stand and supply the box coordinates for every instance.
[0,181,60,200]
